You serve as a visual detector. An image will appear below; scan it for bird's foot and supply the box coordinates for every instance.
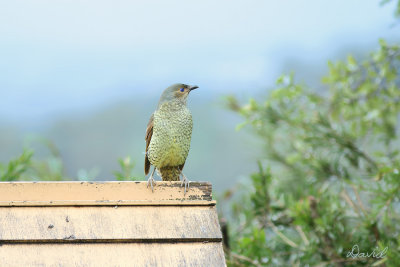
[147,176,156,192]
[181,173,191,195]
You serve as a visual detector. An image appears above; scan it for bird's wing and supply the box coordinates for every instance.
[144,114,154,175]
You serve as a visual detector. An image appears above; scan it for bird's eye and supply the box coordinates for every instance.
[180,88,184,92]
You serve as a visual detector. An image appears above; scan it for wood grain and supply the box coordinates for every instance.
[0,206,222,241]
[0,181,226,266]
[0,181,213,206]
[0,243,226,267]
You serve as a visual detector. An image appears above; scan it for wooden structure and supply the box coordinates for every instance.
[0,181,226,266]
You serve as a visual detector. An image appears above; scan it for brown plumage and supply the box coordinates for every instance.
[144,114,153,175]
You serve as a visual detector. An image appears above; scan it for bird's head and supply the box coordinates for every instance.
[158,83,199,107]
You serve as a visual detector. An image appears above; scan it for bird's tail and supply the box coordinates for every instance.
[158,166,181,181]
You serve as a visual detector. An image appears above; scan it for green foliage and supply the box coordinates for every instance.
[0,149,33,181]
[0,142,141,182]
[225,42,400,266]
[113,156,141,181]
[0,141,65,182]
[381,0,400,18]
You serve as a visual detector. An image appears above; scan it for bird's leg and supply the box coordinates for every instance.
[147,168,156,192]
[180,171,191,195]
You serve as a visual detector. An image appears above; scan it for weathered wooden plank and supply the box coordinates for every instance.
[0,242,227,267]
[0,181,213,206]
[0,206,222,241]
[1,200,216,206]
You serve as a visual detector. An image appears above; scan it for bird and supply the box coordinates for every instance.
[145,83,199,194]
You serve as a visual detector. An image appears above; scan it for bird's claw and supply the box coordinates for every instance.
[181,175,191,195]
[147,176,156,192]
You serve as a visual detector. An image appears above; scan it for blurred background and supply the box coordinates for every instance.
[0,0,397,192]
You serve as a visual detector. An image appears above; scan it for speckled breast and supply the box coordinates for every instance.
[147,103,193,168]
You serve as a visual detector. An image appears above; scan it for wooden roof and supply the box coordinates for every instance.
[0,181,226,266]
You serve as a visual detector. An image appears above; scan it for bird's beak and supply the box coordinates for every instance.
[189,85,199,91]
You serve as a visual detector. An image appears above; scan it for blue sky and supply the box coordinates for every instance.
[0,0,397,122]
